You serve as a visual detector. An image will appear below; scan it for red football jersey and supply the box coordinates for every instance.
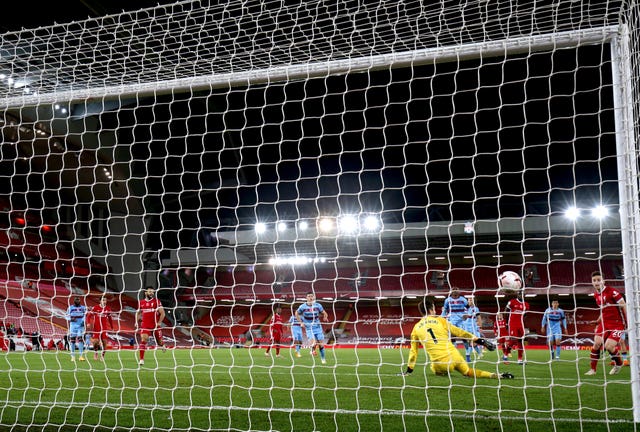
[139,297,163,329]
[89,305,113,332]
[595,285,626,330]
[505,298,529,329]
[493,316,508,338]
[270,313,283,334]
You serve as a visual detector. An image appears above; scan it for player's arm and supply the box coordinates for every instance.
[321,309,329,322]
[446,320,476,341]
[504,305,511,325]
[446,318,495,350]
[108,308,114,330]
[295,310,303,325]
[85,310,93,331]
[157,305,166,327]
[561,311,567,332]
[440,299,449,317]
[618,298,628,327]
[403,330,421,375]
[541,311,547,334]
[134,308,141,328]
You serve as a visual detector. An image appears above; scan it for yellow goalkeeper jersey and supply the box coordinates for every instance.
[407,315,476,370]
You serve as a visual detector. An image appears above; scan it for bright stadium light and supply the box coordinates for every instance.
[564,206,580,220]
[318,217,334,232]
[338,215,358,233]
[363,215,380,231]
[298,220,308,231]
[269,255,318,266]
[255,222,267,234]
[591,205,609,219]
[277,222,287,232]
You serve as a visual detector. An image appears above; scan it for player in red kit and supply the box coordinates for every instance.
[88,296,114,361]
[265,305,284,358]
[585,271,627,376]
[493,312,511,364]
[135,287,166,366]
[505,293,529,365]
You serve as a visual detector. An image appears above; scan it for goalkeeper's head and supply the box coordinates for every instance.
[418,298,436,316]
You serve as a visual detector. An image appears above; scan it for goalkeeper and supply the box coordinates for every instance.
[402,299,514,379]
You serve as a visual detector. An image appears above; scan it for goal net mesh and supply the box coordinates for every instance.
[1,1,639,431]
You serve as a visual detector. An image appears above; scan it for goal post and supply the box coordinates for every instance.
[610,23,640,423]
[0,27,622,109]
[1,1,640,431]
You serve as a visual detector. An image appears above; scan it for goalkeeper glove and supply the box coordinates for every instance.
[475,338,496,351]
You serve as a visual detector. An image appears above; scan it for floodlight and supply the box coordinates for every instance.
[338,215,358,233]
[591,205,608,219]
[564,206,580,220]
[363,215,380,231]
[318,217,334,232]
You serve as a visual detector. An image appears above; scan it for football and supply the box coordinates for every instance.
[498,270,523,292]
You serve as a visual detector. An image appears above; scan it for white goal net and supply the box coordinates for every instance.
[1,1,640,431]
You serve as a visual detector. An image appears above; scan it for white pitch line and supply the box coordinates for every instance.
[2,400,634,425]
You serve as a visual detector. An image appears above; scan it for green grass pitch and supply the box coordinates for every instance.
[0,347,634,431]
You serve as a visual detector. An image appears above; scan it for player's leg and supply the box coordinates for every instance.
[274,333,281,356]
[474,329,483,357]
[499,337,510,363]
[155,329,166,352]
[90,336,99,360]
[453,351,494,378]
[77,330,85,360]
[265,334,272,356]
[293,328,303,357]
[554,333,562,359]
[465,366,496,379]
[620,333,629,365]
[508,330,524,364]
[308,337,318,356]
[297,326,304,356]
[604,332,623,374]
[69,331,77,361]
[139,331,149,364]
[314,327,326,363]
[430,362,448,376]
[475,341,483,357]
[516,329,525,364]
[305,326,317,356]
[586,334,604,374]
[459,324,472,362]
[100,334,108,359]
[464,340,473,362]
[547,333,555,360]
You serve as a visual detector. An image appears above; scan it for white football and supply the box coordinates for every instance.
[498,271,523,291]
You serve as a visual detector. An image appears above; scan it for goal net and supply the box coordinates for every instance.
[1,1,639,431]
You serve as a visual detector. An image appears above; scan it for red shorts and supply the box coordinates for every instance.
[271,331,282,343]
[596,323,625,343]
[603,330,625,343]
[509,327,525,339]
[91,331,109,340]
[140,328,163,344]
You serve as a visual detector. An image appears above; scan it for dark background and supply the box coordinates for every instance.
[0,1,621,265]
[0,1,175,33]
